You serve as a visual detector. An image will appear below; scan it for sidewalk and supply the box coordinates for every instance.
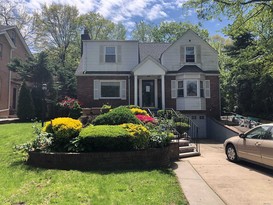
[174,160,225,205]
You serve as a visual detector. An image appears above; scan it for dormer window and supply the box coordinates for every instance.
[186,46,195,62]
[105,46,116,63]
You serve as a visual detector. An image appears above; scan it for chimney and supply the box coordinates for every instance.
[81,29,90,56]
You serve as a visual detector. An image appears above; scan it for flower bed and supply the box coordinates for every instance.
[27,146,175,170]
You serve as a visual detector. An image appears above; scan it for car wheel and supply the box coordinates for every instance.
[226,144,238,162]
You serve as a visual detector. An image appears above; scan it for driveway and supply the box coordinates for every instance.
[176,140,273,205]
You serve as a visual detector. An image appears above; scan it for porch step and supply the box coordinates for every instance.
[179,145,195,153]
[179,139,190,146]
[179,151,200,158]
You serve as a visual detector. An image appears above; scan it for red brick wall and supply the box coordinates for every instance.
[206,75,220,119]
[77,75,132,108]
[165,76,176,109]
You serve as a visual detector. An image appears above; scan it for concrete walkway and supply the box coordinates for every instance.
[174,160,225,205]
[174,141,273,205]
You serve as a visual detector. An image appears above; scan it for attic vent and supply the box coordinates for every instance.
[189,39,191,42]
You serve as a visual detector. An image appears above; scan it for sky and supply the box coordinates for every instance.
[24,0,229,38]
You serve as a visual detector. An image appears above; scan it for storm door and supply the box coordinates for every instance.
[142,80,155,107]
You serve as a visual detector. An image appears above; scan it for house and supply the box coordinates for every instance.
[0,25,31,118]
[76,30,220,138]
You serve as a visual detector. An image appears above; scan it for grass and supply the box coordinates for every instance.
[0,122,188,205]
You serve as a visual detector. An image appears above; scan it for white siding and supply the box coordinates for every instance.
[83,41,139,72]
[176,98,206,110]
[161,30,218,72]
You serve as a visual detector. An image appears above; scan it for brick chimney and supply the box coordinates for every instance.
[81,29,90,56]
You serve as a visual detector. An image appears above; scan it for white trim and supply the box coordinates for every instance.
[99,80,122,99]
[161,75,165,109]
[154,79,158,108]
[134,75,138,105]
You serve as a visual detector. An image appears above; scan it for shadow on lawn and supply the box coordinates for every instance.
[9,157,176,176]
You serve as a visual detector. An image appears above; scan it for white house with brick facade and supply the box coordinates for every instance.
[76,29,220,138]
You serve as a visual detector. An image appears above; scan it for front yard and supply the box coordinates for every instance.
[0,123,187,204]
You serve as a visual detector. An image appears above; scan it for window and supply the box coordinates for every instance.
[186,80,197,96]
[94,80,126,100]
[0,43,2,59]
[105,46,116,63]
[177,81,184,97]
[186,47,195,62]
[245,126,270,139]
[101,81,120,98]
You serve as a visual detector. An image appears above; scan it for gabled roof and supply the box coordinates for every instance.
[133,55,167,75]
[0,25,31,56]
[139,43,171,62]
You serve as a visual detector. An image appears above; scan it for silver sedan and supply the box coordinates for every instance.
[224,124,273,169]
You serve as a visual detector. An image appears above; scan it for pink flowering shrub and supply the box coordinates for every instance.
[135,114,156,124]
[57,96,82,119]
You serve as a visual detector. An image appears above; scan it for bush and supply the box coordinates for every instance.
[149,131,174,148]
[92,106,140,125]
[78,125,133,151]
[130,108,148,115]
[43,117,82,139]
[175,122,190,134]
[57,96,82,119]
[17,81,35,121]
[120,123,151,149]
[135,114,156,124]
[157,110,174,119]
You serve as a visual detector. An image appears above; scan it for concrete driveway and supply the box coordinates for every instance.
[176,140,273,205]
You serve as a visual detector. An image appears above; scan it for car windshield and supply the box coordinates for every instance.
[245,126,271,139]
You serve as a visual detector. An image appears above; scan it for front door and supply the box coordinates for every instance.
[142,80,155,107]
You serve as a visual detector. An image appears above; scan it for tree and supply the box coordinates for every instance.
[152,22,209,43]
[17,81,35,121]
[33,3,79,66]
[109,22,127,40]
[0,0,35,49]
[78,12,115,40]
[131,21,154,42]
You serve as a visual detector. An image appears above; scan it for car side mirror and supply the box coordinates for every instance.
[239,133,246,138]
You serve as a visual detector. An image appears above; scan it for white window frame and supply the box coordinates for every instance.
[11,30,16,45]
[94,80,126,100]
[185,46,195,63]
[104,46,116,63]
[177,80,184,97]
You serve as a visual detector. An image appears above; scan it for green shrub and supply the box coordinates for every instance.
[157,110,174,119]
[17,81,35,121]
[92,106,140,125]
[175,122,190,134]
[78,125,133,151]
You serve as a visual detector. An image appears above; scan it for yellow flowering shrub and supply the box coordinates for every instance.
[120,123,150,149]
[130,108,148,116]
[43,117,82,138]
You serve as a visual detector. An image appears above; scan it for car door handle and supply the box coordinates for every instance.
[255,142,261,146]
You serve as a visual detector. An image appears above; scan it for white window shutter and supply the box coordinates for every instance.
[171,80,177,99]
[121,80,126,100]
[94,80,100,100]
[204,80,211,98]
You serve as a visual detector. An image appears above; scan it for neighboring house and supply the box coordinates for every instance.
[76,30,220,138]
[0,25,31,118]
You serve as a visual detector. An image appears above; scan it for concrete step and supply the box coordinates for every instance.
[178,139,190,146]
[179,145,196,153]
[179,151,200,158]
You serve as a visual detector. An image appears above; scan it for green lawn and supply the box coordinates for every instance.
[0,123,188,205]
